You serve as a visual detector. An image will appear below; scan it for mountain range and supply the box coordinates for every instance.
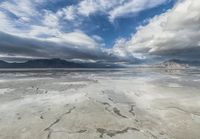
[0,58,121,68]
[0,58,199,69]
[156,59,200,69]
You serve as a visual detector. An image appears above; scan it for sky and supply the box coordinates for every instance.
[0,0,200,64]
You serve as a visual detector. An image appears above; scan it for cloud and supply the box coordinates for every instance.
[0,0,170,37]
[77,0,120,16]
[45,31,100,49]
[0,0,125,63]
[0,0,178,64]
[43,10,60,28]
[0,31,139,64]
[112,38,145,61]
[58,6,77,21]
[0,0,43,36]
[0,0,101,47]
[108,0,168,22]
[114,0,200,60]
[0,30,143,66]
[0,0,36,18]
[0,31,100,60]
[0,28,103,58]
[0,11,15,32]
[58,0,168,22]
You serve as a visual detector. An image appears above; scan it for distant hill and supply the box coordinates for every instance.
[156,59,200,69]
[0,59,121,68]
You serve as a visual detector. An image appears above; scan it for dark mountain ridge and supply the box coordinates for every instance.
[0,58,120,68]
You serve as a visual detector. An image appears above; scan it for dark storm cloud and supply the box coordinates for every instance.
[150,47,200,61]
[0,32,138,63]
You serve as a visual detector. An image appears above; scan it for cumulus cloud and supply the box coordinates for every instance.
[115,0,200,60]
[112,38,146,61]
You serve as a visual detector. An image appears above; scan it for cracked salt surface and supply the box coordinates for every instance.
[0,68,200,139]
[0,88,14,95]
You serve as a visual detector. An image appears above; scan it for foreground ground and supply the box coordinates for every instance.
[0,68,200,139]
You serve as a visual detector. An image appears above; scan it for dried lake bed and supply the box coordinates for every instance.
[0,68,200,139]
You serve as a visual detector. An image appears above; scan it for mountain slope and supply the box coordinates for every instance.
[156,59,200,69]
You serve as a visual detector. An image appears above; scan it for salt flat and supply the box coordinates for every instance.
[0,68,200,139]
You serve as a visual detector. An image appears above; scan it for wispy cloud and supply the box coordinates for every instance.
[108,0,168,22]
[59,0,169,22]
